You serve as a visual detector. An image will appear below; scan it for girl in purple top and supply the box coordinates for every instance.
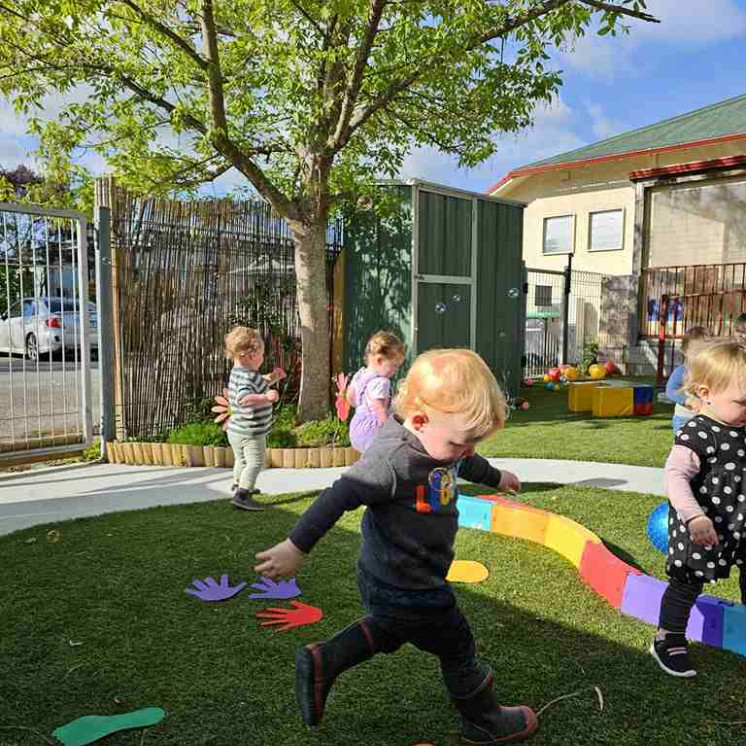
[347,331,405,453]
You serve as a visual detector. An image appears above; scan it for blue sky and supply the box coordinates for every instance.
[2,0,746,196]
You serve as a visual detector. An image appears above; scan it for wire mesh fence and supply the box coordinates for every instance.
[97,182,343,439]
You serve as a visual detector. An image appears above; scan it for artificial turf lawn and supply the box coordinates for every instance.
[1,485,744,746]
[479,383,676,468]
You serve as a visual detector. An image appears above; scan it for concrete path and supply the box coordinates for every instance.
[0,457,666,537]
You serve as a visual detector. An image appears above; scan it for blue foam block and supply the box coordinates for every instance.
[457,496,493,531]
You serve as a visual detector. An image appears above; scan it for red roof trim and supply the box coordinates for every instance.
[629,154,746,180]
[485,132,746,195]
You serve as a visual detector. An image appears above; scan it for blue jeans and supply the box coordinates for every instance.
[357,564,489,698]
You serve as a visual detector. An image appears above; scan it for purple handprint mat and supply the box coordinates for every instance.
[185,575,247,602]
[248,576,302,600]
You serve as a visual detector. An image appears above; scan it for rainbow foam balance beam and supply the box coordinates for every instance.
[457,494,746,656]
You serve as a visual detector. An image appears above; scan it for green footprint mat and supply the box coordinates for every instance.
[52,706,166,745]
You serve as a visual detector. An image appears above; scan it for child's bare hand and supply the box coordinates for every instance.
[255,539,305,580]
[498,470,521,493]
[266,389,279,403]
[688,515,718,546]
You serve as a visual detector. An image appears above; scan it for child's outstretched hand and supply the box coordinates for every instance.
[255,538,305,580]
[498,469,521,493]
[688,515,718,546]
[266,389,279,403]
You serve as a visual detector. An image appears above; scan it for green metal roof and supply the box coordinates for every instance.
[524,93,746,170]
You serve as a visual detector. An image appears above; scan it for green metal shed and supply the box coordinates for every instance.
[342,179,526,396]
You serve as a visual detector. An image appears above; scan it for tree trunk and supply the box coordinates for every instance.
[291,216,331,422]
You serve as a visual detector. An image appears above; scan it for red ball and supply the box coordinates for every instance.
[520,401,530,410]
[604,361,617,375]
[547,367,561,382]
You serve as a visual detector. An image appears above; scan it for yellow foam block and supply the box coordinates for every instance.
[490,504,549,545]
[592,386,634,417]
[446,560,489,583]
[543,514,601,568]
[568,382,602,412]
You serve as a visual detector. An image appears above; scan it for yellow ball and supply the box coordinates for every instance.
[588,363,606,380]
[564,367,580,381]
[542,374,550,382]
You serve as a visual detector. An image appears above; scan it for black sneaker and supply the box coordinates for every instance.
[231,489,264,512]
[649,635,697,678]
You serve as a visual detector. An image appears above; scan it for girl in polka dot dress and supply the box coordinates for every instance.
[651,340,746,677]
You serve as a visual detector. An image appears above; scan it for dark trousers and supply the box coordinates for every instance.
[659,569,746,634]
[357,565,488,699]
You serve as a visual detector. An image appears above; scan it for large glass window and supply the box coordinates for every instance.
[542,215,574,255]
[646,177,746,267]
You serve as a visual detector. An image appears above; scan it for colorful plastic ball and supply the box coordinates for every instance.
[542,374,550,383]
[588,363,606,380]
[564,366,580,381]
[545,382,555,389]
[552,383,561,391]
[646,502,669,554]
[521,401,530,410]
[604,360,618,376]
[547,367,561,382]
[524,378,535,386]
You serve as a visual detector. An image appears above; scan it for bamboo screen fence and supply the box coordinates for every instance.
[96,180,343,439]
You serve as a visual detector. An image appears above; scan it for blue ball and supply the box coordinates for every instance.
[646,501,670,554]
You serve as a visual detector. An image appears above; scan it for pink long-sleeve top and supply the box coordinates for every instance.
[664,446,706,523]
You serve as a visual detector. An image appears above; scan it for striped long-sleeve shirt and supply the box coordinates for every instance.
[227,365,273,436]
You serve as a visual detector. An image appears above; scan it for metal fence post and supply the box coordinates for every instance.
[95,206,116,456]
[561,254,573,365]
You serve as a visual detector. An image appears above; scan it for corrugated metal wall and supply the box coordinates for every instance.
[342,182,524,398]
[476,199,524,396]
[342,187,412,374]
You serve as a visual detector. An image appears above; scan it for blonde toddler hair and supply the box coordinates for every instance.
[394,348,507,438]
[224,326,264,359]
[365,330,405,363]
[683,339,746,396]
[681,325,707,356]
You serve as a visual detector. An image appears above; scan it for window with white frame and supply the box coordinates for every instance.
[588,209,624,252]
[542,215,574,255]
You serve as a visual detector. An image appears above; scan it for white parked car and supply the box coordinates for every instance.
[0,296,98,361]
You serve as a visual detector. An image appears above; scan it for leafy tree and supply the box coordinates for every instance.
[0,0,656,420]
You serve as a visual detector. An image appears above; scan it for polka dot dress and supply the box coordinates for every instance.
[668,415,746,583]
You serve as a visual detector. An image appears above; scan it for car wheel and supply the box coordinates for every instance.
[25,333,39,361]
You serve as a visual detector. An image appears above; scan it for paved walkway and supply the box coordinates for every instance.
[0,457,666,537]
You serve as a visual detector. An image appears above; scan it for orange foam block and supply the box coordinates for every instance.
[490,503,549,545]
[543,514,601,568]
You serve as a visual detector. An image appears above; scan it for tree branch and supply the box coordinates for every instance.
[289,0,325,37]
[331,0,387,148]
[199,0,299,221]
[579,0,659,23]
[119,0,209,70]
[340,0,658,147]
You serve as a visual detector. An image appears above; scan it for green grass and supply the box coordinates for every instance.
[479,383,676,467]
[1,487,744,746]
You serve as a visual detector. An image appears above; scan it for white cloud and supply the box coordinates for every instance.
[558,0,746,79]
[399,96,586,192]
[585,102,623,140]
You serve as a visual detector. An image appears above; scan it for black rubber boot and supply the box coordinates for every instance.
[295,619,377,726]
[452,671,538,745]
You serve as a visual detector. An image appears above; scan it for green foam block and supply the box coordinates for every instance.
[52,707,166,746]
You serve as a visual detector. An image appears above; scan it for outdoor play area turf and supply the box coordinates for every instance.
[1,485,744,745]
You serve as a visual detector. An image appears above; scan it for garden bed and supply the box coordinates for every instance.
[106,441,360,468]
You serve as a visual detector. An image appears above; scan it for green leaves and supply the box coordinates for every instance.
[0,0,655,210]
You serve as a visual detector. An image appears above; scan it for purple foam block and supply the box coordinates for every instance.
[694,594,731,648]
[621,574,732,644]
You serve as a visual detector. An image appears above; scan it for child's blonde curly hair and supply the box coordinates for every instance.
[684,339,746,396]
[224,326,264,359]
[365,331,405,363]
[394,348,508,438]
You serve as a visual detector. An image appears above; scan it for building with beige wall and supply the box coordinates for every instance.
[489,94,746,374]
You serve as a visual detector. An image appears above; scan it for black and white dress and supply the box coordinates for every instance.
[667,414,746,584]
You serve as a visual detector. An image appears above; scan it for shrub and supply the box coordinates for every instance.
[294,416,351,448]
[167,422,228,447]
[267,428,298,448]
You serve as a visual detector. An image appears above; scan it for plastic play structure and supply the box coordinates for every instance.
[457,494,746,655]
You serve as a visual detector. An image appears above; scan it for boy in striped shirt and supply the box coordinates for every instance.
[225,326,285,511]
